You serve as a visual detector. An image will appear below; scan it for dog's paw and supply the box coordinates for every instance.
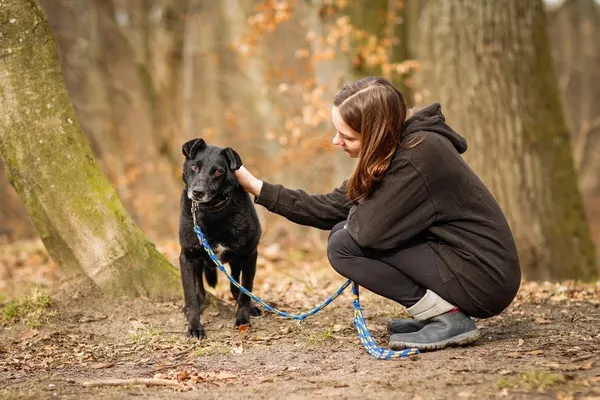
[235,309,251,327]
[234,316,251,327]
[250,306,262,317]
[187,326,206,340]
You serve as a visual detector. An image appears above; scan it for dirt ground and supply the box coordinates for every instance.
[1,240,600,400]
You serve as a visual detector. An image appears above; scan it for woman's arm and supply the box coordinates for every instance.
[235,166,352,230]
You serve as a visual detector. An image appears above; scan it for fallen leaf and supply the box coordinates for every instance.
[556,394,574,400]
[258,376,274,383]
[20,329,39,342]
[231,345,243,355]
[572,362,593,371]
[524,350,543,356]
[215,371,236,380]
[540,362,561,370]
[197,371,237,381]
[91,363,114,369]
[130,320,147,330]
[498,369,512,375]
[535,317,552,324]
[279,326,293,334]
[177,370,190,382]
[517,339,524,347]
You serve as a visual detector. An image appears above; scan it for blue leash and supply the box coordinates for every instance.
[193,224,419,360]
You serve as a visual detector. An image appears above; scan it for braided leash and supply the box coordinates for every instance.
[192,209,419,359]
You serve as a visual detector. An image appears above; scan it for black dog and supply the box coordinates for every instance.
[179,138,262,339]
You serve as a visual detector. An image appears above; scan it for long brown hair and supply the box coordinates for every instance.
[333,77,408,203]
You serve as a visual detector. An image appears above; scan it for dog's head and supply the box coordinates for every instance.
[181,138,242,206]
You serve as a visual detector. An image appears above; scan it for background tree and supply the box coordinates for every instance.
[547,0,600,264]
[0,0,597,282]
[414,0,597,280]
[0,0,182,298]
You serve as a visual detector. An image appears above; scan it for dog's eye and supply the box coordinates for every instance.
[215,170,222,177]
[191,165,199,171]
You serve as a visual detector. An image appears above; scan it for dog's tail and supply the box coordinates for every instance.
[204,267,218,288]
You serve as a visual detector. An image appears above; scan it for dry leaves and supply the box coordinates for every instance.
[154,369,238,388]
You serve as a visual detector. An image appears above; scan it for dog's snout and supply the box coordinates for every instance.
[192,190,205,198]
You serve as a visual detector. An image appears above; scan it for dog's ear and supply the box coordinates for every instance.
[182,138,206,159]
[221,147,242,170]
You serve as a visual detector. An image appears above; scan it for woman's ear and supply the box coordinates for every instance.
[221,147,242,170]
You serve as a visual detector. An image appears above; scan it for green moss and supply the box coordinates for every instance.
[1,288,53,328]
[307,324,336,345]
[496,370,566,392]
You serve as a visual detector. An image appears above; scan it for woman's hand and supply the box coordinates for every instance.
[234,165,263,197]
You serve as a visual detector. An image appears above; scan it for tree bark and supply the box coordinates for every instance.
[547,0,600,264]
[38,0,183,240]
[414,0,597,280]
[0,0,182,298]
[548,0,600,189]
[0,158,36,242]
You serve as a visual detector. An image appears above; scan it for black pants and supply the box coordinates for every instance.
[327,222,517,318]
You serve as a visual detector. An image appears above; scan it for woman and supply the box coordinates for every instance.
[234,76,521,351]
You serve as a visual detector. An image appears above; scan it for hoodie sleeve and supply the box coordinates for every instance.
[255,181,353,230]
[345,158,437,250]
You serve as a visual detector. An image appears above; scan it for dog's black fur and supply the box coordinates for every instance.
[179,138,262,339]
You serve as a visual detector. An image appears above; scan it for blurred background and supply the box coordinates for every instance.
[1,0,599,297]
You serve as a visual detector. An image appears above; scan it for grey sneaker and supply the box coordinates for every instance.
[386,318,427,334]
[389,311,480,351]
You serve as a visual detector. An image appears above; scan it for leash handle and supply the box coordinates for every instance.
[193,223,419,359]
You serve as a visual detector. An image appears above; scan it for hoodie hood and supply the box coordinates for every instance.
[403,103,467,154]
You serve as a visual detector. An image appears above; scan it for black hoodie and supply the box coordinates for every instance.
[256,103,520,303]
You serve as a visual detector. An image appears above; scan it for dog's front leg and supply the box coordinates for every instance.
[179,250,205,339]
[230,251,261,327]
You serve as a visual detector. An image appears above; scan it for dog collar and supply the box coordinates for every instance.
[191,193,233,215]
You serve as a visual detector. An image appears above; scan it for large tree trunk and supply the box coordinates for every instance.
[548,0,600,188]
[39,0,183,240]
[414,0,597,280]
[0,0,182,298]
[547,0,600,263]
[0,158,36,242]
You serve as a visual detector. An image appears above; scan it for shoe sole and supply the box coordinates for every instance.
[389,329,481,351]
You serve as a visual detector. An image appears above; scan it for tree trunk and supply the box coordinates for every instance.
[547,0,600,263]
[0,158,36,242]
[0,0,182,298]
[548,0,600,188]
[39,0,184,240]
[414,0,597,280]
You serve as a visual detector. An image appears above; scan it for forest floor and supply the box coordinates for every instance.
[1,239,600,400]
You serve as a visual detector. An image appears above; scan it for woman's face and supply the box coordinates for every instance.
[332,106,361,158]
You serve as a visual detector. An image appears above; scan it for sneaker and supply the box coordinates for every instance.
[389,310,480,351]
[386,318,427,334]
